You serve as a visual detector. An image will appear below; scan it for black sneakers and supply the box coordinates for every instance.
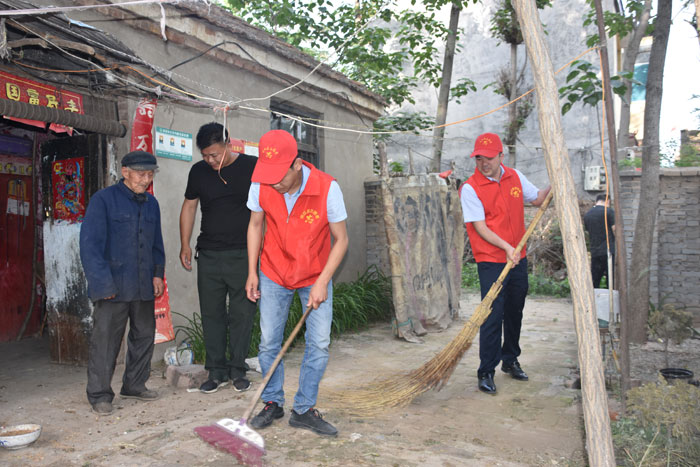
[289,408,338,436]
[501,360,529,381]
[199,379,229,394]
[249,401,284,429]
[233,377,251,392]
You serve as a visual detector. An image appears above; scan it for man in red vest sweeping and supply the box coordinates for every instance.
[245,129,348,436]
[460,133,550,395]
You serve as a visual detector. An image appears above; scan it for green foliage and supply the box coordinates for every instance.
[461,261,570,297]
[612,378,700,466]
[528,268,570,298]
[676,143,700,167]
[450,77,477,104]
[461,262,480,290]
[226,0,478,117]
[373,111,435,142]
[619,156,642,169]
[388,160,405,175]
[172,311,206,364]
[582,0,650,48]
[558,60,630,115]
[247,266,393,357]
[174,267,392,362]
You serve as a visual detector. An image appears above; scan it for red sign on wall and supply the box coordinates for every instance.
[0,70,84,133]
[51,158,85,223]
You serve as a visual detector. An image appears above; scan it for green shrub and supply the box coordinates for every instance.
[461,262,480,291]
[613,378,700,466]
[174,266,393,362]
[462,261,570,298]
[172,311,206,364]
[528,269,570,297]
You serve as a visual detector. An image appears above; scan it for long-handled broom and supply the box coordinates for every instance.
[194,304,314,466]
[333,191,554,414]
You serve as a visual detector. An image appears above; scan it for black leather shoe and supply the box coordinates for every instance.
[478,373,497,394]
[502,360,529,381]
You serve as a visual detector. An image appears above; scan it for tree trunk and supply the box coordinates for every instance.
[506,42,518,167]
[430,2,461,173]
[513,0,615,465]
[593,0,632,402]
[616,0,652,151]
[628,0,672,343]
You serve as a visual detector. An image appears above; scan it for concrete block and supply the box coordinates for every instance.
[165,364,208,389]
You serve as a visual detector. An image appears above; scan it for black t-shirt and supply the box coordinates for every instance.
[184,154,257,250]
[584,205,615,257]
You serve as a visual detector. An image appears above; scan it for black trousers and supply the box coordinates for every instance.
[477,259,529,376]
[86,300,155,405]
[197,248,256,381]
[591,254,614,288]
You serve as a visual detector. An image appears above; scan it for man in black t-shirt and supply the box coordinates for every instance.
[583,194,616,288]
[179,122,257,393]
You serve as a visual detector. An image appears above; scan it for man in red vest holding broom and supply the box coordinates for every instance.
[460,133,550,394]
[245,129,348,436]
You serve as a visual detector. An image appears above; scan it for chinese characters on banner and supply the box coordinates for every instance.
[51,158,85,223]
[0,71,84,134]
[131,98,174,344]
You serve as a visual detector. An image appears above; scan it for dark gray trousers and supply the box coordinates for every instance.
[197,248,256,381]
[86,300,155,405]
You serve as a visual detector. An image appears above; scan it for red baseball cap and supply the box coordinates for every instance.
[470,132,503,158]
[252,130,298,184]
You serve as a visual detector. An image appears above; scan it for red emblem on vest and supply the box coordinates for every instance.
[301,208,320,224]
[510,187,522,198]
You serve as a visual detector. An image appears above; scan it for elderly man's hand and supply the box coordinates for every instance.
[153,277,165,297]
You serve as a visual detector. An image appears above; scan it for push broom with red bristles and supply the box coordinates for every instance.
[194,304,314,466]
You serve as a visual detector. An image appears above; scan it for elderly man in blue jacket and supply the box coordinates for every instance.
[80,151,165,416]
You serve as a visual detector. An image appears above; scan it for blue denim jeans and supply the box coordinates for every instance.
[258,271,332,414]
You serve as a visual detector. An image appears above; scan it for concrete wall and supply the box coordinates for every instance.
[620,168,700,320]
[386,0,618,201]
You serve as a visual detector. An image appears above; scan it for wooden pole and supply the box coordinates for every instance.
[512,1,615,465]
[593,0,631,398]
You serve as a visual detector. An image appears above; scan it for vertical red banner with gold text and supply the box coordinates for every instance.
[130,98,174,344]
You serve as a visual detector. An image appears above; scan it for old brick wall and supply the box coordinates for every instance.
[620,168,700,319]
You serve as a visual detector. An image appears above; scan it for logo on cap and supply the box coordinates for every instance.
[510,187,522,198]
[300,208,320,224]
[480,136,493,146]
[262,147,278,159]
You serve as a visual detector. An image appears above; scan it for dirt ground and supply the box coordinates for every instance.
[2,291,694,466]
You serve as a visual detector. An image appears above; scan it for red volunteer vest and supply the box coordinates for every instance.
[460,165,526,263]
[259,161,333,289]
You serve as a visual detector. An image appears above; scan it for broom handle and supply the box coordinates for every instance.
[241,304,315,422]
[492,190,554,285]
